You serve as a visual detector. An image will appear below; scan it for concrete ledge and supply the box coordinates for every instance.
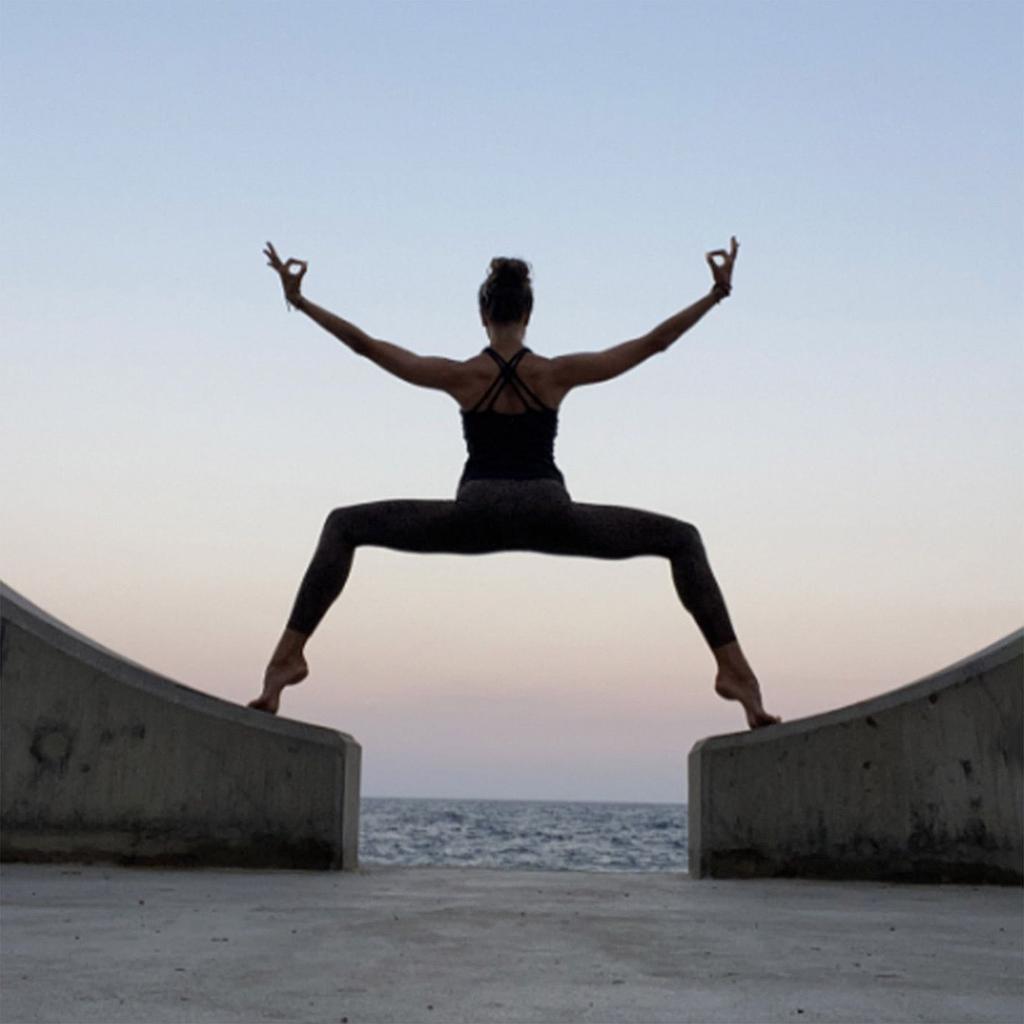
[689,630,1023,883]
[0,582,360,870]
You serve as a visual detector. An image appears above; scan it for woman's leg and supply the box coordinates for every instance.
[518,498,780,729]
[252,485,778,727]
[251,497,490,713]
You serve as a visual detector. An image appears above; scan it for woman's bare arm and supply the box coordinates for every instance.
[264,242,463,393]
[292,295,463,391]
[549,290,722,389]
[549,237,739,393]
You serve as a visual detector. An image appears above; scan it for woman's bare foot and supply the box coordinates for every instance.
[248,654,309,715]
[714,668,781,730]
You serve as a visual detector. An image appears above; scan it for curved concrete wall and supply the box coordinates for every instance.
[689,630,1023,884]
[0,583,360,869]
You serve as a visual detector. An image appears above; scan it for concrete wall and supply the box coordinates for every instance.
[689,630,1023,884]
[1,583,361,870]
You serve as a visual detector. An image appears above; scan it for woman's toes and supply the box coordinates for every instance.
[247,692,279,714]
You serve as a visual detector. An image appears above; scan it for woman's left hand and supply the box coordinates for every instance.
[705,236,739,297]
[264,241,308,308]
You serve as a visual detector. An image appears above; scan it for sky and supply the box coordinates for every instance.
[2,0,1021,802]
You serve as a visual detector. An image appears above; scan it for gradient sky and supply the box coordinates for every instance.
[2,1,1021,801]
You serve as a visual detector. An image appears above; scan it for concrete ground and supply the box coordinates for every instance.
[1,864,1020,1024]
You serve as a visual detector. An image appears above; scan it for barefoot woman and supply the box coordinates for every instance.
[250,238,780,730]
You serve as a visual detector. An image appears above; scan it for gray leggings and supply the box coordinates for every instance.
[286,479,736,649]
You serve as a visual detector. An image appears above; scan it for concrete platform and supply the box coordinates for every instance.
[689,628,1024,883]
[1,583,360,870]
[2,864,1021,1023]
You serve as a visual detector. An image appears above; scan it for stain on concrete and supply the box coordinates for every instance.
[29,726,74,775]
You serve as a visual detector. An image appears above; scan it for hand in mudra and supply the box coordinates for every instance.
[706,235,739,298]
[264,241,307,309]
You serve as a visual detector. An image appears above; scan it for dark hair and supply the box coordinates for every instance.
[478,257,533,324]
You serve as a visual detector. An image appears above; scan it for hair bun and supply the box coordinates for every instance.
[479,256,533,323]
[488,257,530,286]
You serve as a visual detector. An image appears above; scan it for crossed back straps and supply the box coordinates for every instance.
[468,347,551,413]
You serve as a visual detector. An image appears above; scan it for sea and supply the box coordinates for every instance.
[361,797,689,873]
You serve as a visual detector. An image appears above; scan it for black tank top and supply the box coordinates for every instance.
[459,347,564,486]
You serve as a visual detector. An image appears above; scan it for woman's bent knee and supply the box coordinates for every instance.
[673,520,704,555]
[321,507,354,546]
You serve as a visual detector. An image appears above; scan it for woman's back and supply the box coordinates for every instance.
[458,347,565,486]
[452,348,567,413]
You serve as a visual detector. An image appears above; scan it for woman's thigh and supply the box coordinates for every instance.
[337,486,692,561]
[524,499,694,560]
[338,498,508,555]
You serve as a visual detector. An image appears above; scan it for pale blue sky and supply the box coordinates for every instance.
[2,1,1021,800]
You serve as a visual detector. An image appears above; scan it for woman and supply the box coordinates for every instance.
[250,239,780,730]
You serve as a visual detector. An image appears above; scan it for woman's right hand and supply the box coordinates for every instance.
[705,235,739,299]
[264,241,308,308]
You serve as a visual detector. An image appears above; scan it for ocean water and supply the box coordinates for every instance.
[361,798,688,873]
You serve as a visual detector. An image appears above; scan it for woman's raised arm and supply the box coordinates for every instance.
[263,242,464,394]
[549,237,738,392]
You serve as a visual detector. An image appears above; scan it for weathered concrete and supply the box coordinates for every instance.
[689,630,1023,883]
[2,863,1020,1024]
[0,583,360,870]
